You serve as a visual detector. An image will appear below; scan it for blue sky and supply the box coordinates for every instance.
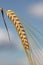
[0,0,43,65]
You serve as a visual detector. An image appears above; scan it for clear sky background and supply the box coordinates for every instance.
[0,0,43,65]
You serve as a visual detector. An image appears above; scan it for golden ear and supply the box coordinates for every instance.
[6,10,29,49]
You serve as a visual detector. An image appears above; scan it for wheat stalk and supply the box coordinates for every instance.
[6,10,36,65]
